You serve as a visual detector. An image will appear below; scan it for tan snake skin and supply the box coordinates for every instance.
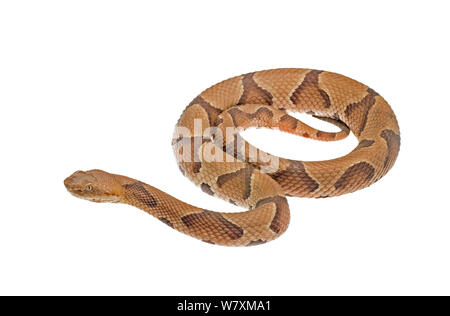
[64,68,400,246]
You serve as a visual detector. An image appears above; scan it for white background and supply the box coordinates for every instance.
[0,0,449,296]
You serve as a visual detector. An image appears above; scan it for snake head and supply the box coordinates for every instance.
[64,170,124,203]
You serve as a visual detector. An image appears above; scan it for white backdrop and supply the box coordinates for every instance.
[1,1,449,295]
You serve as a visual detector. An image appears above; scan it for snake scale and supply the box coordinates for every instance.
[64,68,400,246]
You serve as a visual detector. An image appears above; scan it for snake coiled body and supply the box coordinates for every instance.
[64,68,400,246]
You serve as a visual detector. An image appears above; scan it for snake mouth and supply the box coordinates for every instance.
[64,182,121,203]
[64,180,89,199]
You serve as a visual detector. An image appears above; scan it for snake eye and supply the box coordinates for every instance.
[85,185,93,191]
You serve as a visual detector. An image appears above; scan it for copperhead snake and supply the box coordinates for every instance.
[64,68,400,246]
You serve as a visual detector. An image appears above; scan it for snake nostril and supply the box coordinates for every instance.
[64,176,75,189]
